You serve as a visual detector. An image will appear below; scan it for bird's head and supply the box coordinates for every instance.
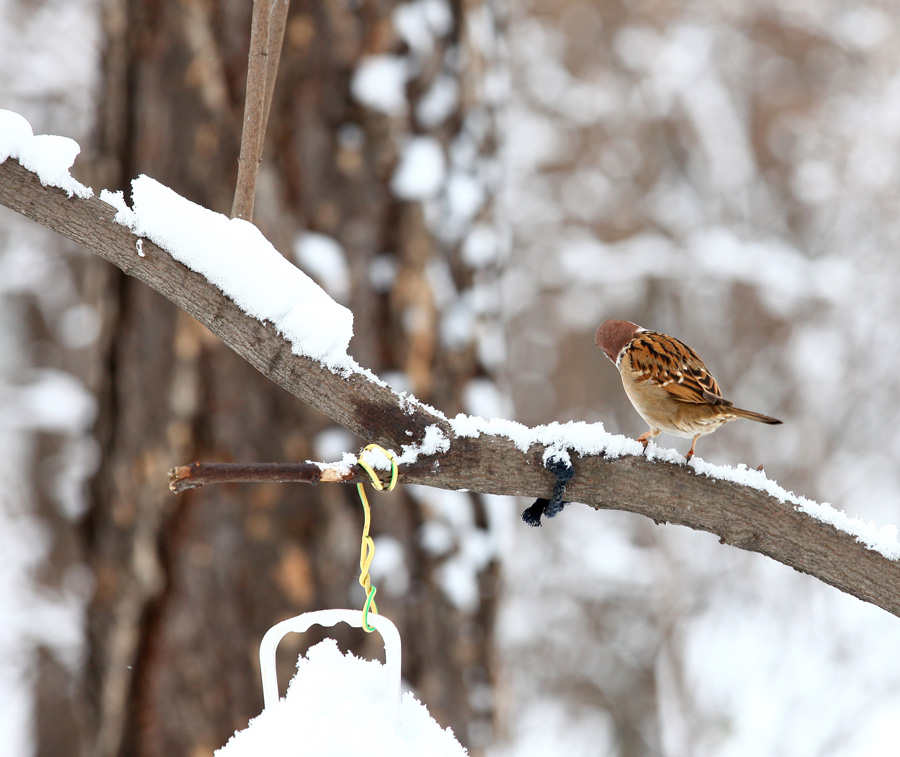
[595,320,641,365]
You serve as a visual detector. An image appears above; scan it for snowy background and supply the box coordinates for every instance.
[0,0,100,754]
[496,1,900,755]
[3,0,900,754]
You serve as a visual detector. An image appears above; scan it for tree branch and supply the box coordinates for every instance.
[168,461,358,493]
[2,157,900,619]
[232,0,289,221]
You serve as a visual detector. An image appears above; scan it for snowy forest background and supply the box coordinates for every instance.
[3,0,900,755]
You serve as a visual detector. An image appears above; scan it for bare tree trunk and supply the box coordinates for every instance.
[80,1,500,754]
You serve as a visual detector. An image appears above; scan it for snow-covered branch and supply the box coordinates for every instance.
[2,128,900,621]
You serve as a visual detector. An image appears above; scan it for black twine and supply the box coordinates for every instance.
[521,456,574,527]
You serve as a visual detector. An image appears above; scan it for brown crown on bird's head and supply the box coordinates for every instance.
[595,320,640,363]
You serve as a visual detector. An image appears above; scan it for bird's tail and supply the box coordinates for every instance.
[731,406,782,425]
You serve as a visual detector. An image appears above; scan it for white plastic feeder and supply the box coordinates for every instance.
[215,609,467,756]
[259,609,402,709]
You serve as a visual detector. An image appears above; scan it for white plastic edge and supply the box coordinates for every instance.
[259,609,402,710]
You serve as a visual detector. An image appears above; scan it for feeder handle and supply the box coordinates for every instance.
[259,609,402,710]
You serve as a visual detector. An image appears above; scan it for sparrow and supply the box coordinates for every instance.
[595,320,781,460]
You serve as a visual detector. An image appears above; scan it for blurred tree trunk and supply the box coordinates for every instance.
[77,1,502,755]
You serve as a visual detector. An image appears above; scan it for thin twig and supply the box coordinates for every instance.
[232,0,290,221]
[263,1,288,128]
[168,461,359,494]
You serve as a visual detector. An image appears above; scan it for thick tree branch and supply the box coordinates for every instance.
[2,157,900,619]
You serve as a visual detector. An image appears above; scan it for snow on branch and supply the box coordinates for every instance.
[2,109,900,619]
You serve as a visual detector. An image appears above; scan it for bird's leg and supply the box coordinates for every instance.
[636,431,653,455]
[685,434,700,461]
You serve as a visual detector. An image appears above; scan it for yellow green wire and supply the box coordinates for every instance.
[355,444,397,632]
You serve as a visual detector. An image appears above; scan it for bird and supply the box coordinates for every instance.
[595,319,781,461]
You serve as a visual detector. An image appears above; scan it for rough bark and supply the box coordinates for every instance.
[3,157,900,625]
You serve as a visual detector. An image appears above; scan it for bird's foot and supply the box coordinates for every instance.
[636,432,652,456]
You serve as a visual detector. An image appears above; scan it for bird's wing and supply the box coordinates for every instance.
[628,331,728,406]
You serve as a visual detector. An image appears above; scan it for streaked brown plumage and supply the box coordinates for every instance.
[595,320,781,460]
